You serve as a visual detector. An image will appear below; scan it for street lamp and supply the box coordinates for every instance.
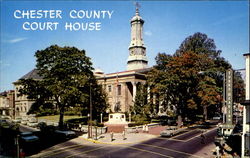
[87,113,90,138]
[100,113,103,124]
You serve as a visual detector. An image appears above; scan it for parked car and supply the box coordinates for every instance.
[0,116,11,119]
[27,117,38,127]
[0,119,9,127]
[21,117,29,125]
[21,120,27,125]
[55,130,76,139]
[20,132,39,143]
[160,127,185,137]
[212,114,222,120]
[13,117,22,123]
[167,119,177,126]
[27,122,39,128]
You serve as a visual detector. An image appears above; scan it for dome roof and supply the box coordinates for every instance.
[130,8,144,23]
[131,15,143,22]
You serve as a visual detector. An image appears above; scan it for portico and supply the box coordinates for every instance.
[96,68,150,113]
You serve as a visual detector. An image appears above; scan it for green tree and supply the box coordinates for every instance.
[175,32,221,59]
[133,84,148,115]
[148,32,233,123]
[19,45,108,128]
[233,71,245,103]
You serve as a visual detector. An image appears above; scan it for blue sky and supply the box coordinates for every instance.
[0,0,249,91]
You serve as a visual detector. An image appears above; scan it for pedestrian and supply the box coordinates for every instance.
[145,124,149,133]
[142,125,145,133]
[215,146,220,158]
[135,127,139,133]
[200,131,205,144]
[122,130,126,140]
[110,131,114,142]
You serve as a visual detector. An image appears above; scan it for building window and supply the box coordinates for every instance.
[108,85,112,92]
[118,85,121,95]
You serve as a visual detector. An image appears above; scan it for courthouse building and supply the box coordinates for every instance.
[95,7,150,113]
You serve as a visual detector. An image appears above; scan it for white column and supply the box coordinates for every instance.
[132,82,137,102]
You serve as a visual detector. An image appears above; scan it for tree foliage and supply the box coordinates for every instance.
[147,32,242,122]
[19,45,108,128]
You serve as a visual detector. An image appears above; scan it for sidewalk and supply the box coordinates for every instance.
[81,132,157,144]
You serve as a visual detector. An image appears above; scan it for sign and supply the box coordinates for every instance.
[225,69,233,124]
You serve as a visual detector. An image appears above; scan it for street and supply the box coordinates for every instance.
[32,125,217,158]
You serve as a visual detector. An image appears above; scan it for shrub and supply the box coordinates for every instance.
[65,117,88,125]
[130,114,150,126]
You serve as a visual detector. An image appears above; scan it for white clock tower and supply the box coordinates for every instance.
[127,4,148,70]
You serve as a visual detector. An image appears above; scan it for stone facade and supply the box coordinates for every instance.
[13,69,42,117]
[0,90,15,117]
[96,69,150,113]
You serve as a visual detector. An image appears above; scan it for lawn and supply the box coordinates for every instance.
[37,115,82,123]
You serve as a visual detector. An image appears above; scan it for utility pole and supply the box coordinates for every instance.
[90,83,93,138]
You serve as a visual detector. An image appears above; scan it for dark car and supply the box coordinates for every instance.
[55,130,76,139]
[20,132,39,143]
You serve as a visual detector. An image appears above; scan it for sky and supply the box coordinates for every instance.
[0,0,249,91]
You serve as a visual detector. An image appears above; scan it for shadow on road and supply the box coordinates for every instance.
[21,130,85,156]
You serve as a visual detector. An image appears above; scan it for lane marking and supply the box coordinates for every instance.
[120,145,174,158]
[170,128,197,139]
[185,127,217,142]
[43,145,87,157]
[141,143,203,158]
[41,144,81,155]
[155,137,186,142]
[65,146,108,158]
[173,130,201,141]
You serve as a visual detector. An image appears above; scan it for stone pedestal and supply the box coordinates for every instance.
[104,113,128,133]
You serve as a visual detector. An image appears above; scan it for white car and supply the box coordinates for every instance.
[27,122,39,127]
[13,118,22,123]
[160,127,185,137]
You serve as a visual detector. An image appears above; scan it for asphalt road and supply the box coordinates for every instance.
[32,126,217,158]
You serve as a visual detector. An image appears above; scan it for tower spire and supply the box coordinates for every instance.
[127,3,148,70]
[135,2,140,16]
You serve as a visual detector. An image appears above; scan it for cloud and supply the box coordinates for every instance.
[6,37,27,43]
[144,31,152,36]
